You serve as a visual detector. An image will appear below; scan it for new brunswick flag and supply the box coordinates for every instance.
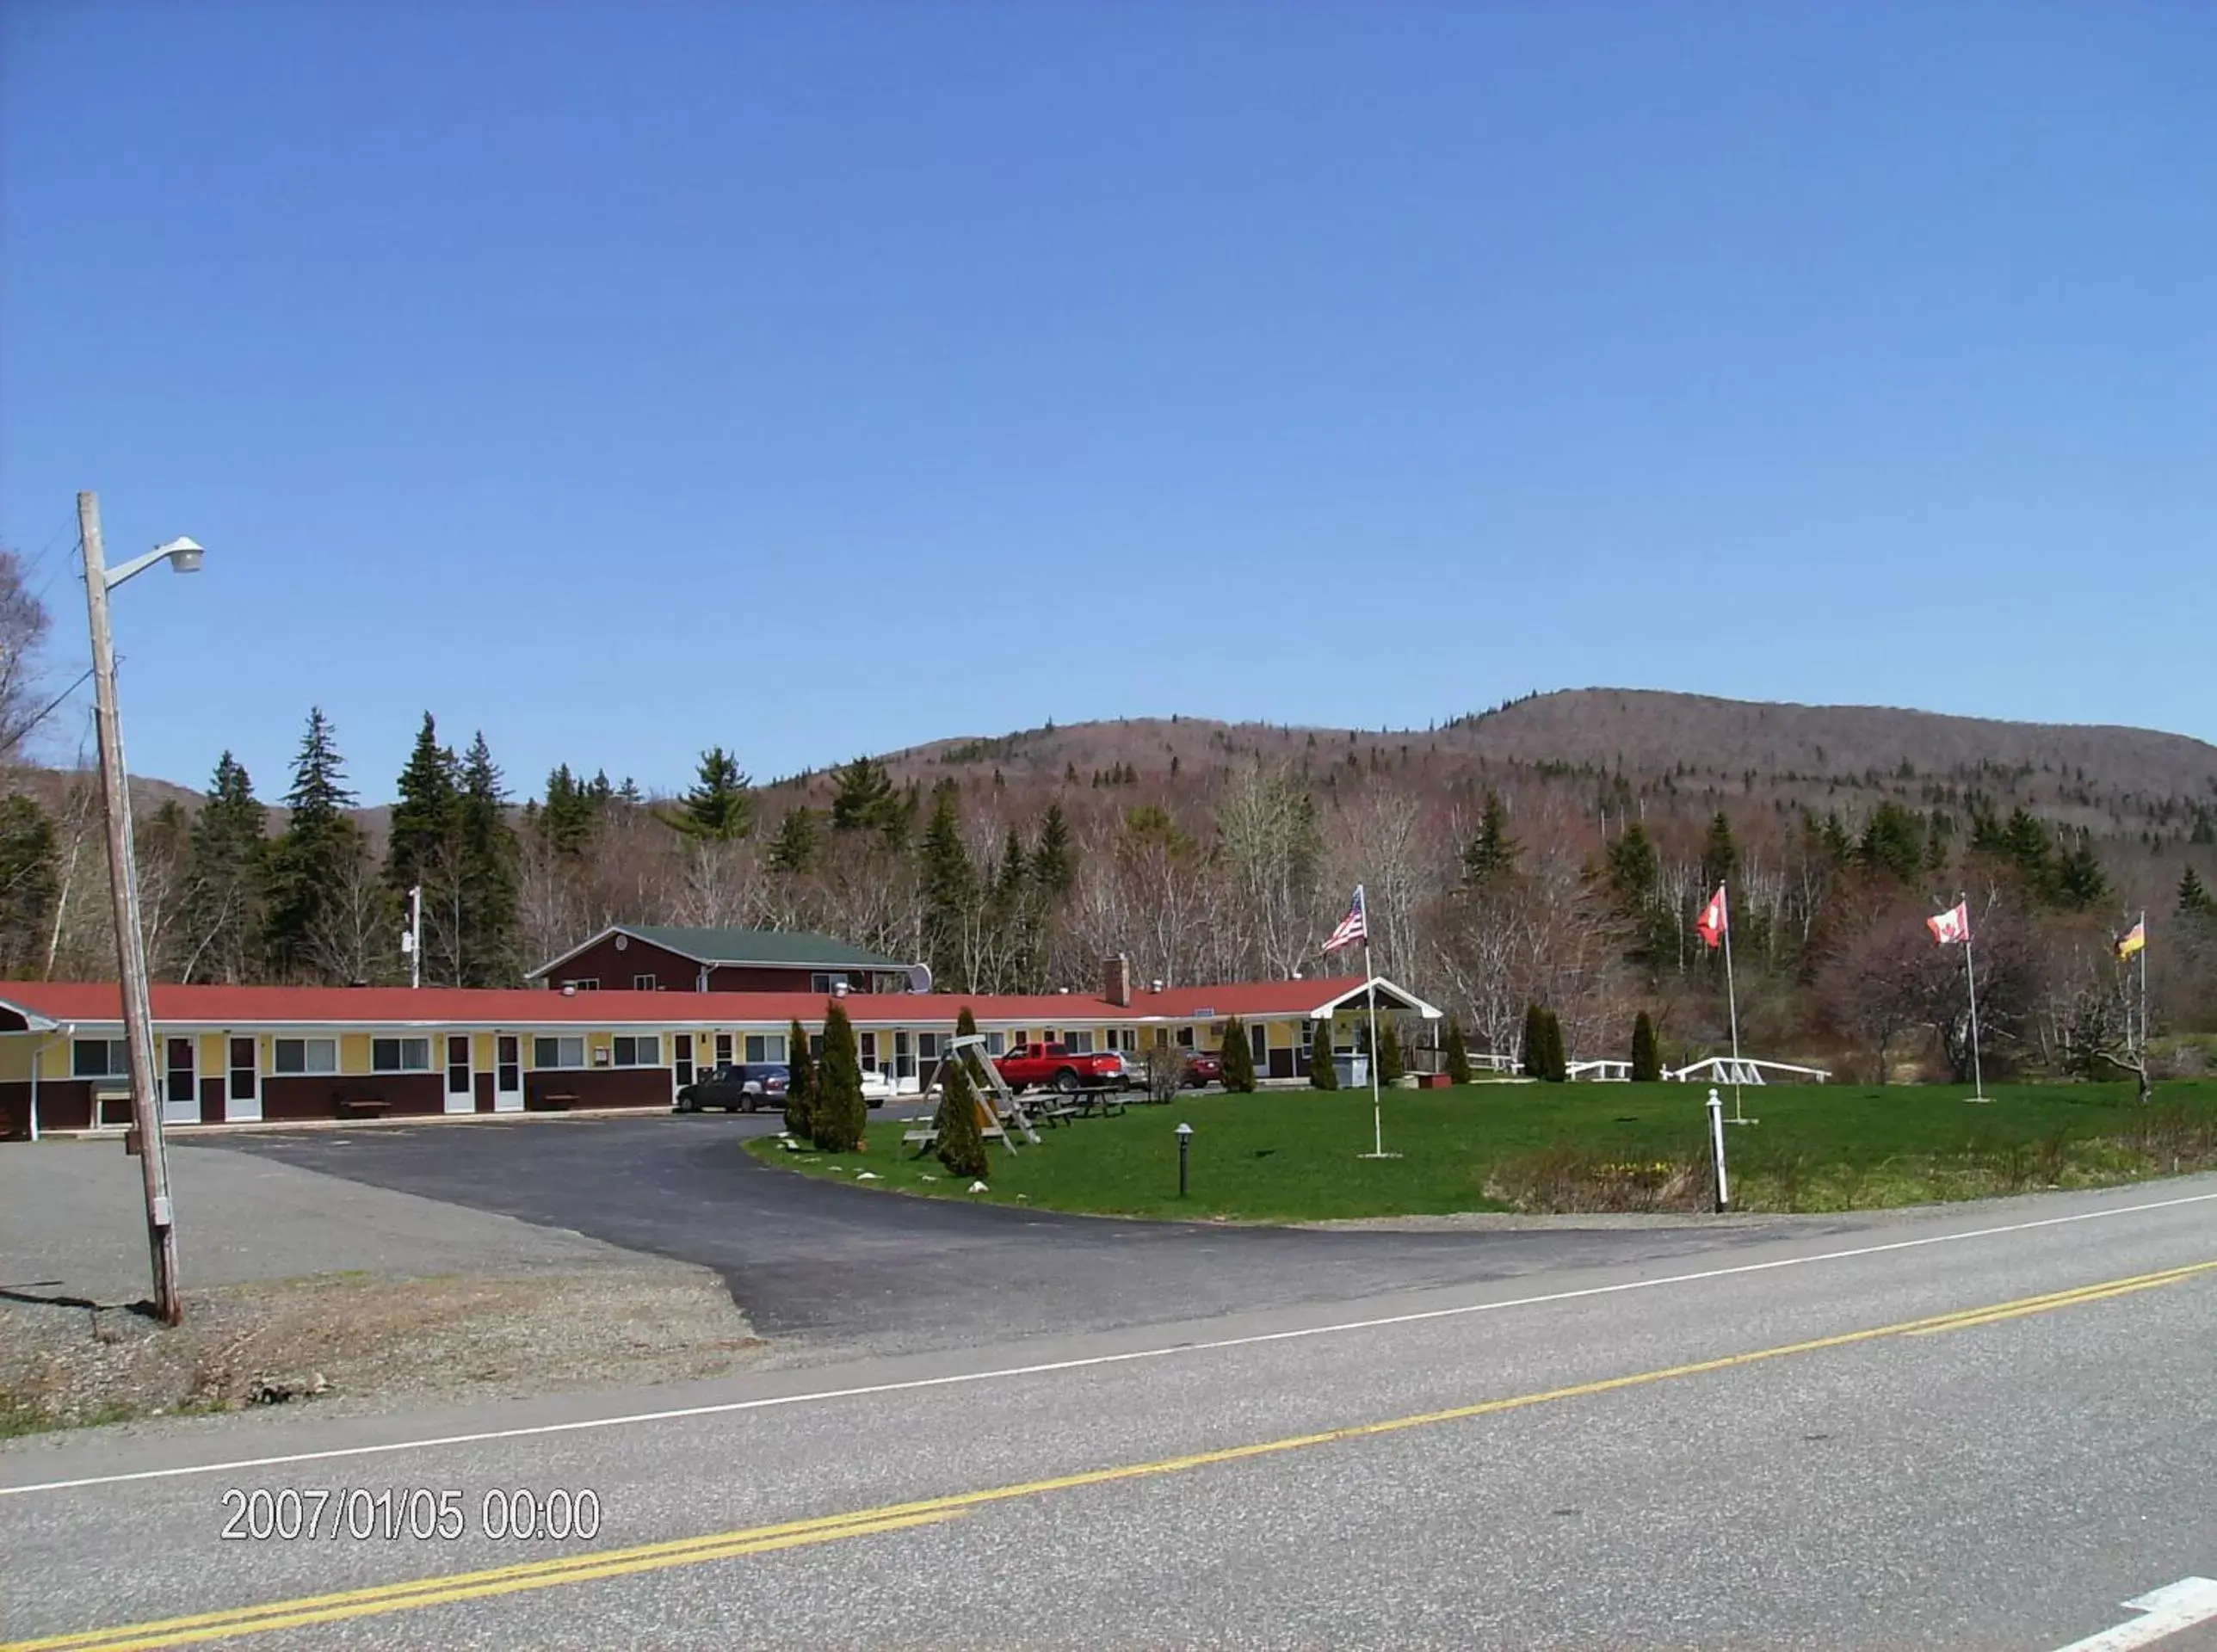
[2115,917,2147,961]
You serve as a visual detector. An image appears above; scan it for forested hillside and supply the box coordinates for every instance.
[4,682,2214,1085]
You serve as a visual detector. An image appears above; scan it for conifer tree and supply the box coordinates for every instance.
[1219,1014,1256,1092]
[830,756,902,837]
[1521,1004,1547,1078]
[454,733,521,985]
[918,781,977,990]
[768,807,818,873]
[539,764,598,857]
[783,1016,817,1140]
[1442,1018,1473,1086]
[264,708,368,979]
[386,712,459,898]
[2053,834,2109,909]
[671,746,754,841]
[1700,811,1738,894]
[1630,1009,1661,1082]
[1033,802,1076,898]
[1858,802,1924,885]
[1462,790,1521,885]
[1308,1019,1338,1089]
[935,1007,991,1177]
[2179,866,2214,920]
[182,751,267,983]
[813,1001,868,1152]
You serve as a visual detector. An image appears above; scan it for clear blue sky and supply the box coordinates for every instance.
[4,2,2211,804]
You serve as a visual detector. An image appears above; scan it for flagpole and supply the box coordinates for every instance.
[1364,936,1384,1157]
[1720,883,1749,1125]
[2138,909,2148,1059]
[1961,889,1987,1103]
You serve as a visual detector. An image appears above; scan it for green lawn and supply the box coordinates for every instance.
[747,1080,2217,1222]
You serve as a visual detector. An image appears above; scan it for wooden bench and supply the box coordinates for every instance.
[526,1090,581,1113]
[334,1095,390,1119]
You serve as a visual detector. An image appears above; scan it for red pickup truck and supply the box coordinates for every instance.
[994,1042,1129,1095]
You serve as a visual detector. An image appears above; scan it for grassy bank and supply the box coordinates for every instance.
[747,1081,2217,1222]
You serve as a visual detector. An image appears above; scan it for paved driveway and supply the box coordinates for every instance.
[212,1113,1837,1363]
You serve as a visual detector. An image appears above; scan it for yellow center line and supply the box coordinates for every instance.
[13,1258,2213,1652]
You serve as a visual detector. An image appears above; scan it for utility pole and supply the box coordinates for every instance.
[405,884,423,988]
[79,491,182,1325]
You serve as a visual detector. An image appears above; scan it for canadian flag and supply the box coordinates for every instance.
[1927,902,1971,946]
[1695,885,1728,951]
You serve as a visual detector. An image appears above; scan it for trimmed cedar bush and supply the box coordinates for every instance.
[1220,1015,1257,1092]
[783,1017,817,1139]
[1631,1010,1662,1082]
[814,1001,868,1152]
[935,1045,991,1178]
[1443,1019,1473,1086]
[1309,1022,1338,1090]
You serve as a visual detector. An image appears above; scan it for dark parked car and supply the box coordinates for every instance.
[1182,1048,1223,1088]
[675,1063,788,1113]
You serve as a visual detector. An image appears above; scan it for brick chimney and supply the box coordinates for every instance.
[1103,953,1133,1008]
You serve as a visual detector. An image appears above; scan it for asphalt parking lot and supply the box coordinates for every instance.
[212,1111,1833,1363]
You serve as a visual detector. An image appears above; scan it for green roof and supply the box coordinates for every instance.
[616,926,906,970]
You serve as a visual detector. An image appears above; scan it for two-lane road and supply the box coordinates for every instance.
[7,1174,2215,1649]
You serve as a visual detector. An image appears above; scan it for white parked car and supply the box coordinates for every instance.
[858,1068,897,1106]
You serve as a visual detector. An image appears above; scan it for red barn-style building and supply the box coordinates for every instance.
[527,925,917,996]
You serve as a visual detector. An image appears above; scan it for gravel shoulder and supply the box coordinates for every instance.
[0,1139,760,1443]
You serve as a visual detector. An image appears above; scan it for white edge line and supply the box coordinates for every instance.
[6,1187,2214,1500]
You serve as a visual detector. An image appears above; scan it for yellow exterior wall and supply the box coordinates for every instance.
[473,1032,496,1070]
[339,1033,373,1075]
[199,1033,226,1078]
[0,1039,33,1083]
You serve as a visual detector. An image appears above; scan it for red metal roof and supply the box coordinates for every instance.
[0,977,1375,1030]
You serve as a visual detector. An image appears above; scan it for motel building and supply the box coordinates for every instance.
[0,960,1442,1140]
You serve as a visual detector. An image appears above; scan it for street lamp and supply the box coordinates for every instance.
[77,493,202,1325]
[1176,1120,1192,1199]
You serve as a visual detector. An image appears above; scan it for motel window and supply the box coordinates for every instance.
[1176,1026,1195,1048]
[565,977,600,991]
[743,1033,788,1064]
[1251,1024,1269,1067]
[1063,1031,1094,1055]
[272,1038,337,1076]
[808,1033,824,1059]
[71,1038,131,1079]
[811,972,849,994]
[371,1038,432,1073]
[612,1034,661,1067]
[918,1032,941,1063]
[858,1032,877,1072]
[533,1035,586,1069]
[985,1031,1006,1056]
[713,1032,733,1065]
[632,973,657,991]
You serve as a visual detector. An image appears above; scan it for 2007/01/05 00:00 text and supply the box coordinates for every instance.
[220,1487,602,1543]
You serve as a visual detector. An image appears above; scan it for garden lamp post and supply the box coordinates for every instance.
[79,491,203,1326]
[1176,1120,1192,1199]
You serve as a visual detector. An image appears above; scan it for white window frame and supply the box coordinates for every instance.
[532,1034,587,1070]
[612,1033,661,1068]
[72,1037,131,1079]
[858,1031,878,1072]
[632,972,657,991]
[985,1031,1006,1056]
[1064,1030,1095,1054]
[371,1036,433,1073]
[811,971,850,994]
[273,1036,338,1076]
[741,1032,788,1064]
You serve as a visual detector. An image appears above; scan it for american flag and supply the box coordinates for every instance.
[1324,885,1368,953]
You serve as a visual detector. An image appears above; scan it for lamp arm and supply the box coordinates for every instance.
[101,548,171,589]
